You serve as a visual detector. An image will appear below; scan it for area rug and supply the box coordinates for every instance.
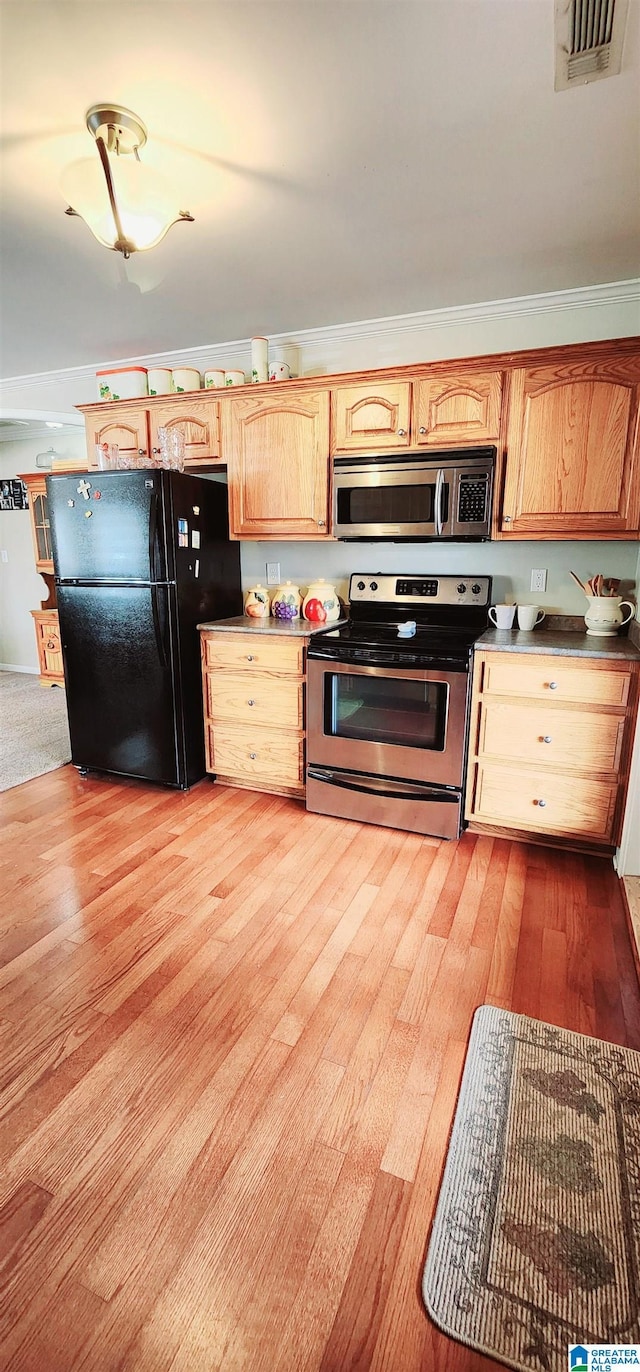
[423,1005,640,1371]
[0,670,71,791]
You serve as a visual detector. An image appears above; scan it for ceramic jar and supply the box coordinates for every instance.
[271,582,302,620]
[171,368,201,393]
[302,579,341,623]
[584,596,634,636]
[244,584,271,618]
[96,365,148,401]
[251,337,268,384]
[224,370,246,387]
[204,369,226,389]
[147,368,173,396]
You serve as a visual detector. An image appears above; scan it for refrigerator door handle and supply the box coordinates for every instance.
[149,488,160,583]
[151,584,171,673]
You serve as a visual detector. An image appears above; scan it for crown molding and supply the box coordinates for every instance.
[1,278,638,395]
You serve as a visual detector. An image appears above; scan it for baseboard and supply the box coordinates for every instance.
[620,876,640,988]
[0,663,39,674]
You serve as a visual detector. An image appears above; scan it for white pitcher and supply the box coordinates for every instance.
[584,596,634,637]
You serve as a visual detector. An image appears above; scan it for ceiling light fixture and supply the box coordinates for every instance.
[61,104,194,258]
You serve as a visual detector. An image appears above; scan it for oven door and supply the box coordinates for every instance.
[333,461,449,539]
[306,658,469,788]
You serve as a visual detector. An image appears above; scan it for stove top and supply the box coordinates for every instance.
[307,572,492,670]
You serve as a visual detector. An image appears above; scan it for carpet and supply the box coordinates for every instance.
[0,670,71,791]
[423,1005,640,1371]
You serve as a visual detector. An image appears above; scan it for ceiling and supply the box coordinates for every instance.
[1,0,639,379]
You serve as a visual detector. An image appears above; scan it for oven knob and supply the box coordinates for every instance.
[357,581,365,591]
[457,583,467,594]
[471,583,481,595]
[370,581,378,591]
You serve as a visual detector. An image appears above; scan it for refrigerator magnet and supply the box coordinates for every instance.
[191,530,200,548]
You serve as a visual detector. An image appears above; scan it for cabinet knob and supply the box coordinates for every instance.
[534,799,547,808]
[542,735,552,744]
[46,640,57,650]
[503,515,512,523]
[419,426,427,434]
[548,681,558,690]
[249,752,257,760]
[138,448,147,456]
[247,699,255,706]
[246,654,254,661]
[317,519,326,527]
[152,447,161,455]
[397,428,406,437]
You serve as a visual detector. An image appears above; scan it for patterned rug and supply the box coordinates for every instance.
[423,1005,640,1371]
[0,670,71,791]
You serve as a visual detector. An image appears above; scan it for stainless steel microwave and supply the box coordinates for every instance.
[332,447,495,540]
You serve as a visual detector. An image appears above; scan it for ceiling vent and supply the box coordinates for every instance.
[555,0,629,88]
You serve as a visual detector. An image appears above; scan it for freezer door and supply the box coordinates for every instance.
[47,471,168,583]
[57,583,181,784]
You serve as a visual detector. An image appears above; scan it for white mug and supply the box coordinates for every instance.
[489,604,516,630]
[517,605,546,631]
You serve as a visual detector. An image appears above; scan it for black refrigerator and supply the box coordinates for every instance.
[47,468,243,789]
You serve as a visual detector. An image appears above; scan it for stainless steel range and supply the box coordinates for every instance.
[306,572,492,839]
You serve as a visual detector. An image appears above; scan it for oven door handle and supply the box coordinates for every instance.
[434,467,445,537]
[307,768,459,803]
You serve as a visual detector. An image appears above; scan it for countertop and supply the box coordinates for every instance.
[476,628,640,660]
[197,615,346,636]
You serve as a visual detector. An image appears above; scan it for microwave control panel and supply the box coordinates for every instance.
[457,473,489,524]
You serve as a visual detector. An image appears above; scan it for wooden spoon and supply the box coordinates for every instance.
[570,570,587,593]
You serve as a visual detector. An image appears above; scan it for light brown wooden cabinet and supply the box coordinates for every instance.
[85,405,150,464]
[500,354,640,538]
[224,390,331,539]
[332,381,411,452]
[148,399,221,464]
[20,473,54,574]
[200,631,308,796]
[412,370,502,447]
[31,609,64,686]
[465,650,640,848]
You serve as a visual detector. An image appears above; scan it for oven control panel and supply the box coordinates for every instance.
[349,574,491,606]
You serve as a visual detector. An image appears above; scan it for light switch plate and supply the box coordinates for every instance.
[266,561,280,585]
[0,550,8,563]
[530,568,547,593]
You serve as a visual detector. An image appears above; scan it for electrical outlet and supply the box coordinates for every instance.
[530,568,547,593]
[0,550,8,564]
[266,561,280,586]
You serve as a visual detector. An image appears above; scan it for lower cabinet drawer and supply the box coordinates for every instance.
[478,701,625,774]
[472,763,618,839]
[203,633,304,675]
[481,656,632,707]
[209,724,303,787]
[206,673,303,728]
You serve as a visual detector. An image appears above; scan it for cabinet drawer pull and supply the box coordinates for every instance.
[397,428,406,436]
[542,735,552,744]
[547,681,558,690]
[246,654,254,661]
[533,798,547,807]
[503,515,512,523]
[419,426,427,434]
[247,699,255,706]
[249,752,257,760]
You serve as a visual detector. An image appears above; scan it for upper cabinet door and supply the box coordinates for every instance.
[501,358,640,538]
[226,390,330,538]
[332,382,411,452]
[86,406,150,462]
[149,399,220,465]
[413,371,502,447]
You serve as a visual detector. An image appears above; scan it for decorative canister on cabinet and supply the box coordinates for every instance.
[251,337,268,384]
[204,369,226,389]
[96,365,148,401]
[147,368,173,396]
[171,368,201,393]
[271,582,302,620]
[244,584,271,618]
[302,579,341,623]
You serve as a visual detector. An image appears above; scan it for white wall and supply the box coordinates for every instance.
[0,432,85,671]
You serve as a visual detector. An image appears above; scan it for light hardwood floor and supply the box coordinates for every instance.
[1,767,639,1372]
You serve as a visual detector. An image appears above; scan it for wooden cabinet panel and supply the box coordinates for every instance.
[225,390,330,538]
[31,610,64,685]
[206,673,303,729]
[203,633,303,675]
[20,474,53,573]
[85,407,150,462]
[413,371,502,447]
[332,382,411,452]
[501,356,640,537]
[149,399,220,464]
[480,655,632,707]
[473,763,617,839]
[210,724,303,788]
[478,701,625,774]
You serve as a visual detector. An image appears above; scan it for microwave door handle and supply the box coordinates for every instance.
[434,467,445,536]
